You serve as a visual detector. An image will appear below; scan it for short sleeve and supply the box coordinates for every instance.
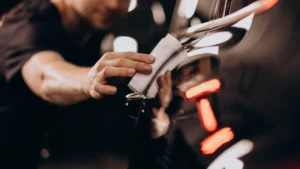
[0,14,65,84]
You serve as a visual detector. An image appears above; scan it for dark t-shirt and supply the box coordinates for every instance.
[0,0,133,168]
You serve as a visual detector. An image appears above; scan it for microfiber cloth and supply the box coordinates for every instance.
[128,34,188,98]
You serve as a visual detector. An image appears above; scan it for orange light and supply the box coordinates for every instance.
[263,0,279,10]
[185,79,221,100]
[197,99,218,132]
[200,127,234,155]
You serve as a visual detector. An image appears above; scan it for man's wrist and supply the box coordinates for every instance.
[78,66,93,100]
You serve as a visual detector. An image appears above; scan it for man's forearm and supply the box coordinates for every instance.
[22,50,154,106]
[40,60,91,106]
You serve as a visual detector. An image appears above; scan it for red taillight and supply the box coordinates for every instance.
[185,79,221,100]
[197,99,218,132]
[200,127,234,155]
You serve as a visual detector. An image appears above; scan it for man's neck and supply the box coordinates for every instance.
[51,0,94,48]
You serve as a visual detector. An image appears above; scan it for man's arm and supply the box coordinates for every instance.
[22,51,90,105]
[21,50,154,106]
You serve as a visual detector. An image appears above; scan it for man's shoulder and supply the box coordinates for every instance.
[5,0,60,21]
[0,0,66,52]
[1,0,63,35]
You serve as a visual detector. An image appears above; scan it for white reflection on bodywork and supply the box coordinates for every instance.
[207,139,254,169]
[232,13,255,31]
[186,0,278,34]
[128,0,137,12]
[187,46,219,57]
[194,32,233,48]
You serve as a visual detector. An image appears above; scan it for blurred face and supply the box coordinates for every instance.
[69,0,130,30]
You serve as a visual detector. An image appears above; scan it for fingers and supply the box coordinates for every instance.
[152,107,160,118]
[101,66,136,78]
[151,109,170,139]
[151,119,169,139]
[88,66,135,99]
[158,75,167,88]
[90,90,102,99]
[101,52,154,74]
[165,71,172,87]
[152,72,174,139]
[94,84,117,95]
[159,89,171,108]
[108,58,152,74]
[103,52,155,64]
[157,71,173,108]
[152,107,167,119]
[158,70,172,87]
[123,52,155,64]
[88,52,155,99]
[89,84,117,99]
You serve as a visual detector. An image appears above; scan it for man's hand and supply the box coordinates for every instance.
[83,52,155,99]
[22,51,154,106]
[151,71,172,139]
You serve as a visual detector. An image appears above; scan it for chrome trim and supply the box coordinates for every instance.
[180,0,278,37]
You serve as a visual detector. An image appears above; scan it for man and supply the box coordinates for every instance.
[0,0,169,168]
